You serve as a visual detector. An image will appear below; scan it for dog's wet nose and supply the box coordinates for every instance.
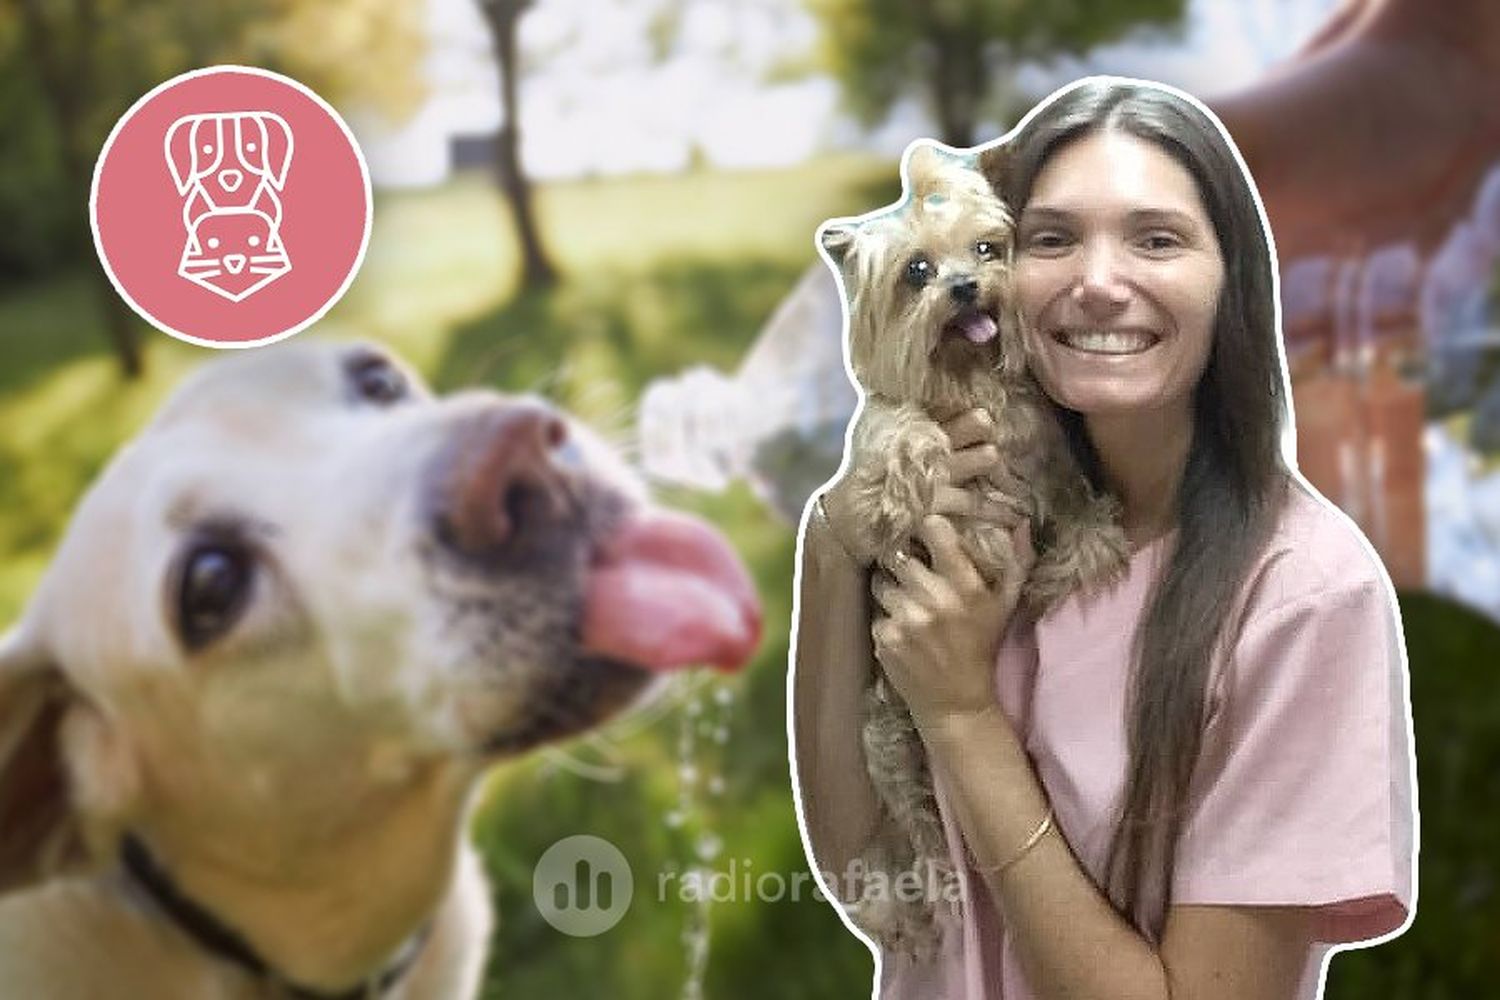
[950,277,979,304]
[442,403,573,555]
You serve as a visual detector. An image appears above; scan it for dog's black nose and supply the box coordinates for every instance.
[950,278,979,304]
[441,402,573,555]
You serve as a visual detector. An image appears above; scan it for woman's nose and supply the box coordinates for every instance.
[1071,241,1131,314]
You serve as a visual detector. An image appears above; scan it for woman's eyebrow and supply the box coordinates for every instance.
[1019,206,1073,226]
[1020,205,1202,229]
[1124,207,1200,229]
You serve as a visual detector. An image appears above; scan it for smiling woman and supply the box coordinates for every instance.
[1016,132,1224,434]
[793,78,1416,1000]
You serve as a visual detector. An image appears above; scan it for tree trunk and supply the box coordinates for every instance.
[481,0,560,290]
[927,22,981,148]
[18,0,143,377]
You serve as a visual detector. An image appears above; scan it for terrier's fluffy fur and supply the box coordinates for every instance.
[819,143,1127,955]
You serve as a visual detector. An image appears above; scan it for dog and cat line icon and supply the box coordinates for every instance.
[165,110,293,302]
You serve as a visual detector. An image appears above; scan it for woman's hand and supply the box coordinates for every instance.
[869,409,1035,730]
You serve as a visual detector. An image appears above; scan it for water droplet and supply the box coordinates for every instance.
[708,776,725,795]
[679,764,698,784]
[686,699,703,717]
[666,810,686,828]
[695,834,723,861]
[712,726,730,744]
[714,686,734,706]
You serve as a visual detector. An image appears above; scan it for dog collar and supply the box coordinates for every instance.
[120,833,430,1000]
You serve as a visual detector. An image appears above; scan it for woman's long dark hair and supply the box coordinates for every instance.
[994,80,1290,935]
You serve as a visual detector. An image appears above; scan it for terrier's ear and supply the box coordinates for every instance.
[819,224,856,267]
[0,624,87,894]
[976,143,1011,197]
[904,142,947,201]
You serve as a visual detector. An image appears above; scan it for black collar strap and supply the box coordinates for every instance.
[120,833,430,1000]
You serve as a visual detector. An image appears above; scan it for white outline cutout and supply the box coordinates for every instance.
[784,74,1420,999]
[90,65,372,350]
[167,110,296,302]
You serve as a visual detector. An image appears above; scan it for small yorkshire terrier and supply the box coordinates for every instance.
[818,143,1127,955]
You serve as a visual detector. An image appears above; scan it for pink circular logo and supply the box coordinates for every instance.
[91,65,371,348]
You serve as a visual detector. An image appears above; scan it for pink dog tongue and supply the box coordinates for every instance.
[954,312,999,344]
[582,511,761,672]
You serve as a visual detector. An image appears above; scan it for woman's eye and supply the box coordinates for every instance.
[1022,231,1069,254]
[346,352,408,406]
[177,544,254,651]
[905,256,934,287]
[1140,231,1184,253]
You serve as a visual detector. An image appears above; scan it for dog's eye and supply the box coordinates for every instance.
[976,240,998,260]
[905,256,933,287]
[346,352,408,406]
[177,544,254,651]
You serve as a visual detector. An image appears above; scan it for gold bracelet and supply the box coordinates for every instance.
[976,806,1054,878]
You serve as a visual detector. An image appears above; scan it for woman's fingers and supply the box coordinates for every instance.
[930,484,1028,525]
[948,447,1027,498]
[917,514,986,595]
[940,408,995,450]
[879,544,939,598]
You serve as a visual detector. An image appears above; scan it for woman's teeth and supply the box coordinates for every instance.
[1057,329,1158,355]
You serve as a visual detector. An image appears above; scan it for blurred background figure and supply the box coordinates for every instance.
[1,1,1496,998]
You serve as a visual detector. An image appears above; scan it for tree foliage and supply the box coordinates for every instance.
[809,0,1187,147]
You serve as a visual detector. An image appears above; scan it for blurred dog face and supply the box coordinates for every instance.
[821,145,1020,409]
[0,342,759,883]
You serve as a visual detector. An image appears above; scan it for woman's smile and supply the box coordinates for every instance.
[1050,327,1162,355]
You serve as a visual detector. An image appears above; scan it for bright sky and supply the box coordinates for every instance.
[354,0,1340,188]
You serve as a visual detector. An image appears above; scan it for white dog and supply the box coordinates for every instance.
[0,341,760,999]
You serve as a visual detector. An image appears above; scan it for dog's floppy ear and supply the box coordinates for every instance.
[253,113,294,190]
[165,115,201,195]
[0,624,87,894]
[819,223,856,268]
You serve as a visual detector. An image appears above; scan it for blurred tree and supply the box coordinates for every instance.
[808,0,1187,147]
[1,0,425,377]
[476,0,559,290]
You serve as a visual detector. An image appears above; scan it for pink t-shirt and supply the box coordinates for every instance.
[879,482,1416,999]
